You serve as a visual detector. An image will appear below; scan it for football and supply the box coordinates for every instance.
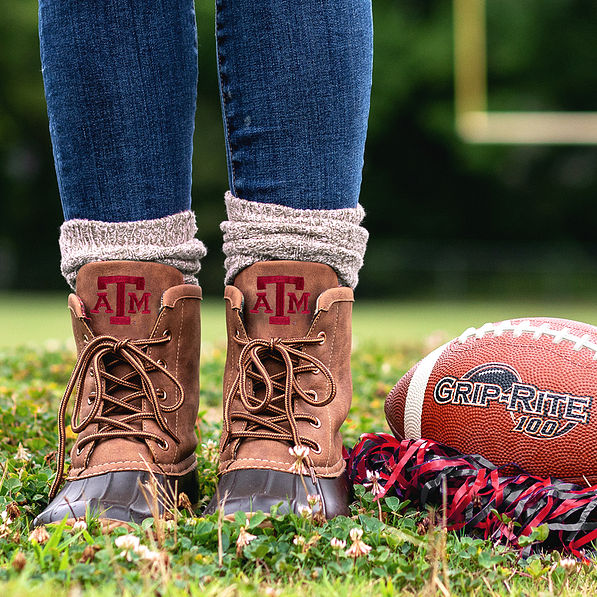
[385,317,597,485]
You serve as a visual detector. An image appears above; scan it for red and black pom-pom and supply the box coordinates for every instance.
[347,433,597,558]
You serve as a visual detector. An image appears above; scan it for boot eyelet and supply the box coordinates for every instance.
[311,443,322,454]
[311,368,320,375]
[310,417,321,429]
[157,359,167,369]
[76,446,83,456]
[158,440,169,450]
[156,389,167,401]
[308,390,318,402]
[89,368,94,377]
[83,334,89,344]
[163,329,171,340]
[87,391,96,405]
[317,331,326,343]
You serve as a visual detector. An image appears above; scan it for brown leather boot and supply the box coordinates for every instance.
[35,261,201,525]
[205,261,353,519]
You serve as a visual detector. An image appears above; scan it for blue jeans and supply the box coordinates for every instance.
[39,0,373,221]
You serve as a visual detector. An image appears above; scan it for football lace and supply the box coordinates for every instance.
[457,320,597,357]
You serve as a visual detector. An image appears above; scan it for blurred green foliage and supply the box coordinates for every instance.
[3,0,597,298]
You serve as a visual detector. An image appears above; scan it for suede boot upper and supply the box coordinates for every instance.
[218,260,353,480]
[38,261,202,524]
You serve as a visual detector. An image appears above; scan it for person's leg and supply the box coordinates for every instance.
[39,0,205,287]
[35,0,204,526]
[218,0,371,288]
[209,0,373,518]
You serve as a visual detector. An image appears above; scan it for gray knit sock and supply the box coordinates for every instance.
[221,192,368,288]
[59,210,207,289]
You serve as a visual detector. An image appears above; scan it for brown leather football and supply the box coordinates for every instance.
[385,317,597,485]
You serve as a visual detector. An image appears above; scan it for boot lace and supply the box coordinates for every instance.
[223,332,335,462]
[49,333,183,499]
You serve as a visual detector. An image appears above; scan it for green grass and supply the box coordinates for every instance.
[5,292,597,348]
[1,296,597,594]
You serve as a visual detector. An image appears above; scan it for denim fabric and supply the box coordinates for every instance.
[40,0,372,220]
[39,0,198,222]
[216,0,373,209]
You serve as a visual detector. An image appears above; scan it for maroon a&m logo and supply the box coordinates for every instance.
[90,276,151,325]
[250,276,311,325]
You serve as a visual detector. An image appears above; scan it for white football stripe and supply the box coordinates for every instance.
[404,342,451,439]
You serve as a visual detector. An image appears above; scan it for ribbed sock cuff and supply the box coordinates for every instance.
[221,192,369,288]
[59,210,207,289]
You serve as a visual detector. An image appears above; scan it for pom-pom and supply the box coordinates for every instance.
[347,433,597,559]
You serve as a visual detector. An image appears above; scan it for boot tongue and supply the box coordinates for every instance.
[75,261,184,339]
[234,261,339,339]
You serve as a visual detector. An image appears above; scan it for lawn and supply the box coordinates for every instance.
[0,295,596,595]
[5,291,597,348]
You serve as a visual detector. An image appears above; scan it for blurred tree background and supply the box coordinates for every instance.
[2,0,597,299]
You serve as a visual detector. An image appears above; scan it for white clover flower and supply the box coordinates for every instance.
[72,520,87,532]
[201,439,219,463]
[115,534,140,551]
[293,535,306,546]
[330,537,346,550]
[289,445,310,460]
[135,545,150,558]
[115,534,141,560]
[346,527,372,558]
[0,511,14,538]
[290,460,308,475]
[137,546,161,562]
[298,505,312,519]
[364,470,383,497]
[28,526,50,545]
[138,546,168,572]
[289,445,310,475]
[15,443,31,462]
[236,527,257,553]
[307,494,322,509]
[560,557,578,572]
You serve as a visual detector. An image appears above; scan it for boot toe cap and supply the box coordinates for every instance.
[34,469,199,526]
[204,469,351,519]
